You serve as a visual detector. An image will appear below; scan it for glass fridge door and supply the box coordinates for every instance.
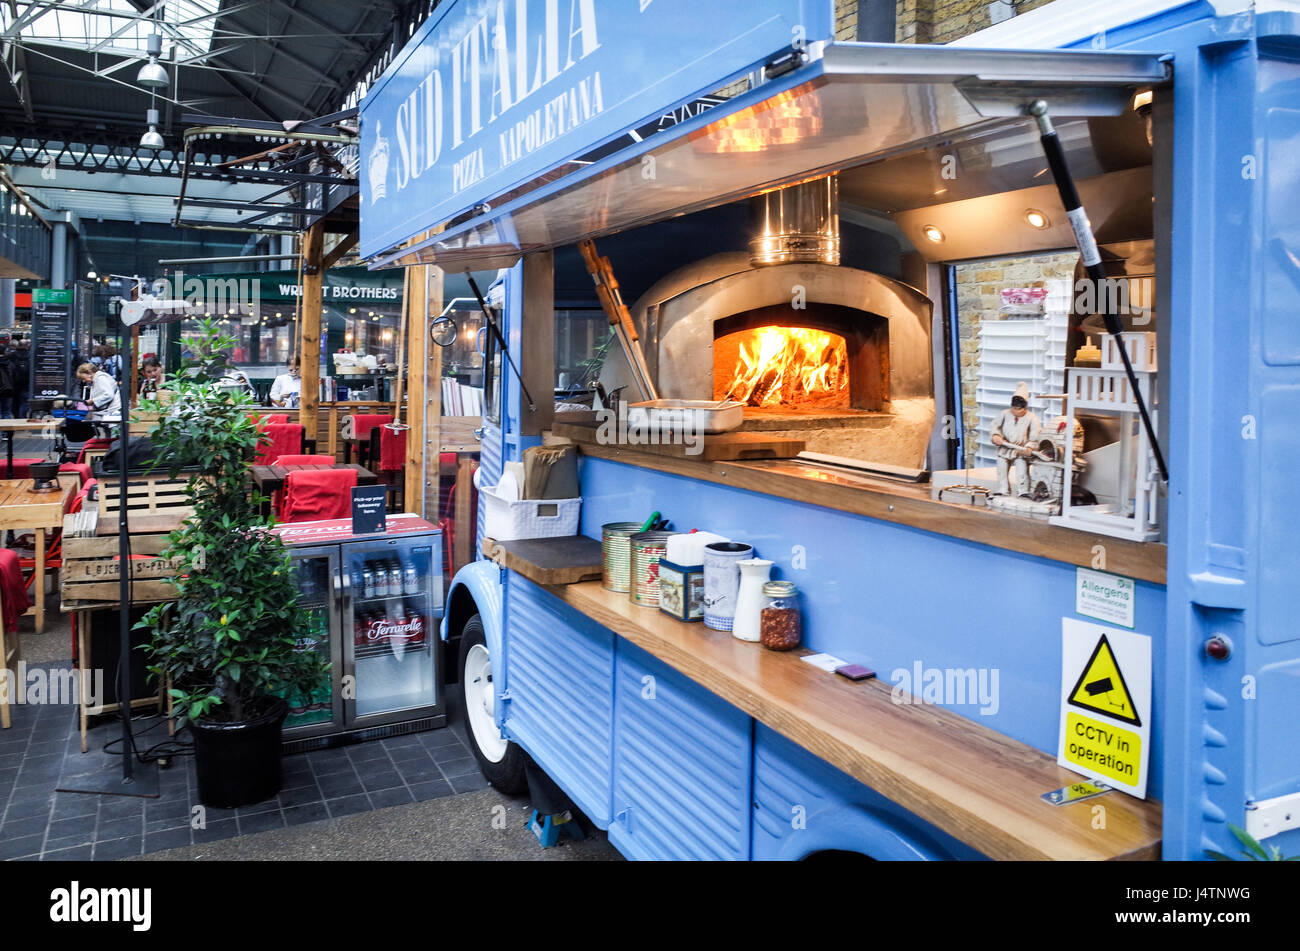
[344,534,442,723]
[281,546,343,736]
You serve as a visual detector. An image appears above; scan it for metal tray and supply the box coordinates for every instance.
[626,399,744,434]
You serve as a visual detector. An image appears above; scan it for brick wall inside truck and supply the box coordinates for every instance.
[954,253,1079,449]
[884,0,1061,44]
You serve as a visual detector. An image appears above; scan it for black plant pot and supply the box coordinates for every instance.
[190,697,288,808]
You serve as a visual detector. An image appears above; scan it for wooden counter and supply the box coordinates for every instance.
[551,579,1161,861]
[574,442,1167,585]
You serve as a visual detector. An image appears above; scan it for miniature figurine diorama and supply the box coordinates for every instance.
[990,383,1042,498]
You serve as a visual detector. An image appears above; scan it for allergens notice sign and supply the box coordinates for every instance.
[1057,619,1152,798]
[31,288,73,399]
[1076,567,1135,628]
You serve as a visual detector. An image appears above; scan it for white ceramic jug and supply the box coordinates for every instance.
[732,559,773,642]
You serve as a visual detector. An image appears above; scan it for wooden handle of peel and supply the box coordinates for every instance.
[579,240,640,342]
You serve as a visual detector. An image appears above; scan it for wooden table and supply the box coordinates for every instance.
[0,419,56,473]
[0,478,73,633]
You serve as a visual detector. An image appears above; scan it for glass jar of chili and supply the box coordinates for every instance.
[760,581,801,651]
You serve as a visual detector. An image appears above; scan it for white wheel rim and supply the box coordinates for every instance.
[464,643,509,763]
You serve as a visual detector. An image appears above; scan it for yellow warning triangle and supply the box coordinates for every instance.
[1068,634,1141,726]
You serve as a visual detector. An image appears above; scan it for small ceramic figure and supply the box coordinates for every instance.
[990,382,1042,497]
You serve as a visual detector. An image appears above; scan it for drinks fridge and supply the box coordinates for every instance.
[272,515,445,749]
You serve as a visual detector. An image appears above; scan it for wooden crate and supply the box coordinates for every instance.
[94,471,198,519]
[59,517,181,611]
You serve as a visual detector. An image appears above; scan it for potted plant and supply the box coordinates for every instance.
[139,320,329,808]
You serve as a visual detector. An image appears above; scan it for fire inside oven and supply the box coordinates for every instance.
[712,304,888,415]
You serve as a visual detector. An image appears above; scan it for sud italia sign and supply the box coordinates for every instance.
[359,0,832,258]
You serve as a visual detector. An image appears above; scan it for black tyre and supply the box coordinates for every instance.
[456,614,527,794]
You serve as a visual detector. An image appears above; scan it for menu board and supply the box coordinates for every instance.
[31,288,73,399]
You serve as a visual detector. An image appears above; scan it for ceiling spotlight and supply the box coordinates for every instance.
[140,108,165,150]
[922,225,945,244]
[137,33,169,88]
[1025,209,1051,230]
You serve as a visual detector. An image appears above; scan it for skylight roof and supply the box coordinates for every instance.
[1,0,222,58]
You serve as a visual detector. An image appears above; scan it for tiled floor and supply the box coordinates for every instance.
[0,662,486,861]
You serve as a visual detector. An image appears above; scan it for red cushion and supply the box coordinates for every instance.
[254,424,303,466]
[1,458,43,479]
[60,462,93,486]
[379,426,406,472]
[272,455,336,466]
[0,549,30,634]
[255,414,290,430]
[77,438,114,464]
[279,468,358,523]
[351,414,393,441]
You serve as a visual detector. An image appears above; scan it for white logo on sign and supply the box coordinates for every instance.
[368,121,390,204]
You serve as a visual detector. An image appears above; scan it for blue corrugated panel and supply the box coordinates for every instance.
[501,575,614,826]
[610,642,752,860]
[475,421,502,556]
[752,724,987,860]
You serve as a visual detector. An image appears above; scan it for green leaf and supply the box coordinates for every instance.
[1229,824,1271,861]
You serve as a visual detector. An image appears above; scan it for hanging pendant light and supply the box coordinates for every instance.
[137,33,169,88]
[140,108,165,150]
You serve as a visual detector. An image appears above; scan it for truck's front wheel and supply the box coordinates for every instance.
[457,614,527,794]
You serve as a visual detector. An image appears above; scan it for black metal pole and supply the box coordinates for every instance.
[117,332,134,783]
[1029,100,1169,483]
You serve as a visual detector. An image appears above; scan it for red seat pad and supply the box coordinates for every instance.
[379,426,406,472]
[255,414,289,430]
[2,458,43,479]
[272,455,336,466]
[280,468,359,523]
[60,462,93,486]
[254,423,302,465]
[0,549,31,633]
[351,414,393,441]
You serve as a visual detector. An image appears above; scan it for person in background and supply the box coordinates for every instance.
[269,355,301,407]
[139,356,164,398]
[7,344,28,419]
[102,345,122,381]
[0,346,14,419]
[76,361,121,420]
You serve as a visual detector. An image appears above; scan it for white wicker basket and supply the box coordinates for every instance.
[481,483,582,541]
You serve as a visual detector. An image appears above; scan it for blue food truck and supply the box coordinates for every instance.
[360,0,1300,860]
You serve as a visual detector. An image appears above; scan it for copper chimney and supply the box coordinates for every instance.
[748,176,840,267]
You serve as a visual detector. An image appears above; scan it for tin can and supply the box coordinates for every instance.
[702,542,755,631]
[404,565,420,596]
[361,568,375,599]
[601,521,643,593]
[630,531,676,607]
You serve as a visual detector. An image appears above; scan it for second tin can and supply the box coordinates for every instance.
[601,521,643,593]
[630,531,676,607]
